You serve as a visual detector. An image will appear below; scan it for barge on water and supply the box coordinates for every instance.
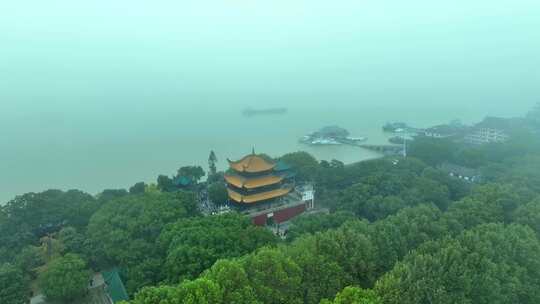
[243,107,288,117]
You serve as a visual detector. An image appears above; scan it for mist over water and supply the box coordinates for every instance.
[1,0,539,202]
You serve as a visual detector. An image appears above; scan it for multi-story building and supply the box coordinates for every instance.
[464,117,512,145]
[224,152,313,226]
[464,128,509,145]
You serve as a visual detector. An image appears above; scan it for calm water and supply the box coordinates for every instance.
[1,0,539,202]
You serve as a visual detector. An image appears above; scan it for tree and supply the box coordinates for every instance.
[369,205,447,276]
[311,222,377,287]
[408,137,457,166]
[401,177,450,210]
[39,254,91,303]
[337,183,409,221]
[375,224,540,304]
[176,278,223,304]
[321,287,381,304]
[360,195,407,222]
[283,237,350,304]
[203,259,260,304]
[15,245,44,279]
[98,189,129,202]
[176,166,205,184]
[514,198,540,237]
[128,276,225,304]
[208,183,228,204]
[421,167,470,201]
[442,183,533,234]
[129,182,146,195]
[442,197,503,235]
[278,152,320,182]
[242,247,303,304]
[207,171,225,184]
[159,213,276,283]
[57,227,89,260]
[332,158,452,220]
[3,190,96,237]
[286,211,356,241]
[127,285,180,304]
[0,263,30,304]
[157,175,174,192]
[87,192,194,292]
[208,151,218,177]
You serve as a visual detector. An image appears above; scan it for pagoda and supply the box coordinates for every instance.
[225,153,292,204]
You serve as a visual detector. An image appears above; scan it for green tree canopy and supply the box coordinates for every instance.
[208,150,218,177]
[177,166,205,184]
[203,259,260,304]
[283,236,351,304]
[306,221,377,288]
[286,211,356,241]
[3,189,96,237]
[15,245,44,279]
[98,189,129,202]
[376,223,540,304]
[442,183,534,235]
[208,182,228,204]
[159,213,276,283]
[1,190,97,264]
[321,286,381,304]
[514,197,540,237]
[369,204,447,276]
[157,175,175,192]
[278,151,319,182]
[39,254,91,303]
[57,227,88,258]
[241,247,303,304]
[176,278,223,304]
[87,192,195,291]
[128,285,180,304]
[0,263,30,304]
[408,137,458,166]
[129,182,146,195]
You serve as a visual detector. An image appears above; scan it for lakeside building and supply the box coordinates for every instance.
[421,120,471,140]
[464,117,513,145]
[423,124,462,139]
[464,128,509,145]
[225,152,313,226]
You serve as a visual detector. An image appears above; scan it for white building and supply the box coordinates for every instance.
[465,128,509,145]
[423,125,459,139]
[297,184,315,210]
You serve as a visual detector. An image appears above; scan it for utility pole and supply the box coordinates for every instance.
[403,135,407,158]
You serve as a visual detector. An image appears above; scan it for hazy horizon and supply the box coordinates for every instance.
[1,0,539,202]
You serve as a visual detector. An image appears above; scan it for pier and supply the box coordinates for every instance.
[359,144,404,155]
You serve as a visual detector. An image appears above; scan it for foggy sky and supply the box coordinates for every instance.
[2,1,539,113]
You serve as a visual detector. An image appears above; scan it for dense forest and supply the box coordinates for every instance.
[2,106,540,304]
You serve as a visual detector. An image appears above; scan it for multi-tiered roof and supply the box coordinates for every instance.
[225,154,291,204]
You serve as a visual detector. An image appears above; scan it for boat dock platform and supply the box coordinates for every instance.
[359,144,404,155]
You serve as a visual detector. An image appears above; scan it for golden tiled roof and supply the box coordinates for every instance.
[228,155,275,173]
[224,174,284,189]
[227,188,292,204]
